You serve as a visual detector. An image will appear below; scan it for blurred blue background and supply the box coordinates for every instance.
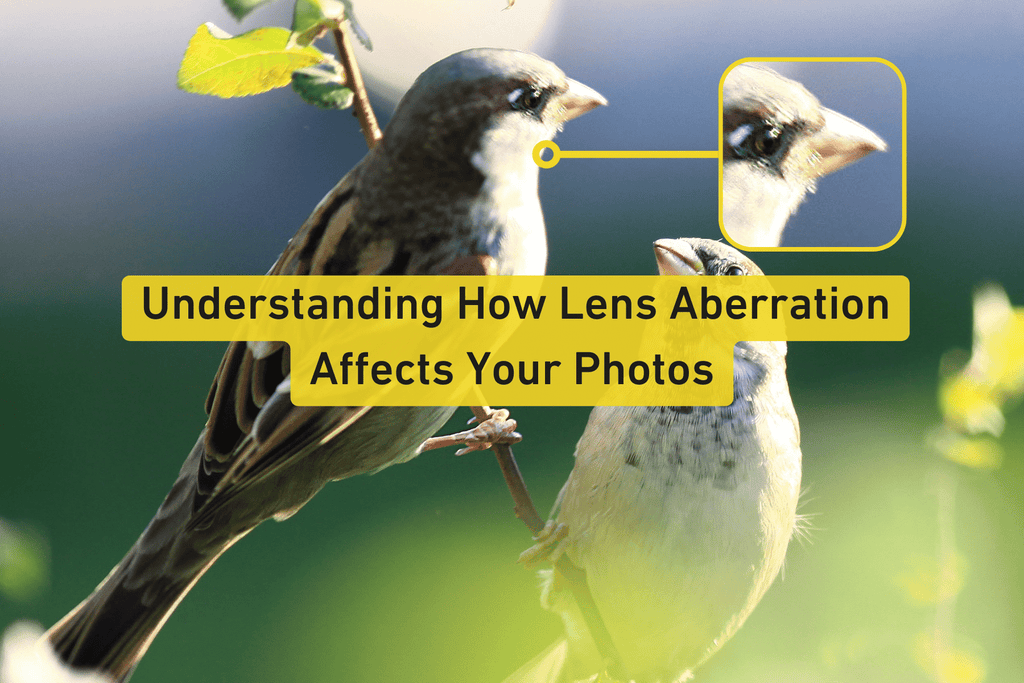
[1,0,1021,681]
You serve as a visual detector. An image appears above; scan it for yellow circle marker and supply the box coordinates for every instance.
[533,140,560,169]
[532,142,719,168]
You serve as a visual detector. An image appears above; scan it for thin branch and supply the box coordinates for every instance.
[470,406,545,533]
[553,555,623,676]
[468,406,623,674]
[332,26,381,149]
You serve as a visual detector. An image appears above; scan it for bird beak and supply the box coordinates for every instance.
[654,239,705,276]
[553,78,607,123]
[807,107,888,178]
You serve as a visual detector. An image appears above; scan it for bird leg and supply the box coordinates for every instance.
[416,408,522,456]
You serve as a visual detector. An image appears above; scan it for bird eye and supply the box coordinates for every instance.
[508,87,545,113]
[727,120,789,163]
[724,265,746,276]
[752,124,784,157]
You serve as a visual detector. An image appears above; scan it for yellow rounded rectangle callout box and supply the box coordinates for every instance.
[720,57,907,251]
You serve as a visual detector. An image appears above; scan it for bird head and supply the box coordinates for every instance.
[378,48,606,184]
[654,237,764,277]
[654,238,786,371]
[722,64,887,248]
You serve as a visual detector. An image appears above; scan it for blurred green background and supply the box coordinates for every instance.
[1,0,1021,682]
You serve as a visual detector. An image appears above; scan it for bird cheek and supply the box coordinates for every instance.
[787,146,823,183]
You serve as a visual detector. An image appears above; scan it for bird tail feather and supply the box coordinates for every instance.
[45,439,244,682]
[45,532,235,682]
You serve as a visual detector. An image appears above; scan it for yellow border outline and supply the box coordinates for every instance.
[718,57,908,253]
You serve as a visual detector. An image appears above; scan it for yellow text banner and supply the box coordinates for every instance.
[122,275,909,406]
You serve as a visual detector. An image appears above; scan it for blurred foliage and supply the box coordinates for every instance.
[928,431,1003,471]
[912,632,987,683]
[937,284,1024,440]
[895,553,966,607]
[899,283,1024,683]
[0,521,47,603]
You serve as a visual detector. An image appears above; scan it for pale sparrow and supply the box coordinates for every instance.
[509,239,801,683]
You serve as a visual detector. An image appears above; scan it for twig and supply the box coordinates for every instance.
[471,405,545,533]
[553,555,623,677]
[332,26,381,149]
[469,406,623,674]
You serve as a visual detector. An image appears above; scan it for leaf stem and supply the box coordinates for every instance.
[332,26,380,149]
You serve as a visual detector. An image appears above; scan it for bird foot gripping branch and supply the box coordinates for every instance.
[518,520,569,567]
[417,408,523,456]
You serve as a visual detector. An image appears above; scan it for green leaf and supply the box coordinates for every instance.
[291,0,340,46]
[290,0,373,51]
[291,66,354,109]
[222,0,278,21]
[178,23,327,98]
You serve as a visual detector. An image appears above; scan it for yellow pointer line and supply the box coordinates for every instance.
[533,141,719,168]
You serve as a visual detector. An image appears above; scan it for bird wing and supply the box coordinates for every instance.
[191,157,499,526]
[190,162,405,522]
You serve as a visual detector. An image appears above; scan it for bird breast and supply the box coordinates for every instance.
[558,382,800,679]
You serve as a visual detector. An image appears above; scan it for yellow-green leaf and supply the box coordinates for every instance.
[970,283,1024,397]
[939,373,1004,436]
[178,23,326,98]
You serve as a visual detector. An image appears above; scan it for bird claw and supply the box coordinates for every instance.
[416,408,522,455]
[456,409,521,455]
[518,521,569,567]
